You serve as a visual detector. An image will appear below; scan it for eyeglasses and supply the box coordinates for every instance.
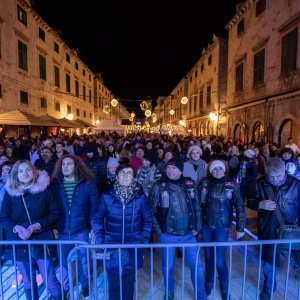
[119,171,134,177]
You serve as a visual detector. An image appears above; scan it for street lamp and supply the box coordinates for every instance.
[111,98,118,107]
[67,113,73,120]
[209,112,217,121]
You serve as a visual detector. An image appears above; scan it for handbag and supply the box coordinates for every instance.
[104,248,130,270]
[275,206,300,250]
[21,195,53,257]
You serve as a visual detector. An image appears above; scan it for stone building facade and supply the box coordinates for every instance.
[226,0,300,146]
[0,0,127,136]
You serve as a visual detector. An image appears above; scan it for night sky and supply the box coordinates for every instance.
[32,0,243,116]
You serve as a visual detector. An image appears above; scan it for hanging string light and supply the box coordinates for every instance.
[181,97,189,104]
[140,101,149,111]
[145,110,152,117]
[130,111,135,118]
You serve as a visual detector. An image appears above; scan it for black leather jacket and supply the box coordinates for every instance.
[199,176,245,231]
[149,176,202,237]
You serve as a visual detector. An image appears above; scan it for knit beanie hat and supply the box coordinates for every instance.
[209,160,226,174]
[143,153,156,165]
[187,145,202,159]
[244,149,255,159]
[167,157,184,173]
[107,157,119,168]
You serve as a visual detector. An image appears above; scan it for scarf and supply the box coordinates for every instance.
[114,180,137,205]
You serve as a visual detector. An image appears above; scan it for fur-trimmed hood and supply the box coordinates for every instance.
[5,170,50,197]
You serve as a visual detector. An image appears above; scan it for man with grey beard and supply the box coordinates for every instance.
[252,157,300,300]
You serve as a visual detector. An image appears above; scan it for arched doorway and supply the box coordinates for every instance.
[207,120,214,135]
[278,119,292,147]
[199,121,203,136]
[234,124,242,141]
[252,122,264,142]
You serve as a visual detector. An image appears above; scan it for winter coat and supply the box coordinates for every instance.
[51,176,99,236]
[199,176,245,231]
[85,156,107,190]
[136,165,157,196]
[183,159,207,186]
[91,184,152,274]
[253,175,300,264]
[0,171,59,260]
[34,157,58,177]
[149,176,202,237]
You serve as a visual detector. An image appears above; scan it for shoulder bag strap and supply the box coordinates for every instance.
[21,195,32,225]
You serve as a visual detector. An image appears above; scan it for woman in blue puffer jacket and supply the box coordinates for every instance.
[92,163,152,300]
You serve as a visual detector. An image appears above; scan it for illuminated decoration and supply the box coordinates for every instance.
[179,119,185,126]
[103,105,111,114]
[140,101,149,111]
[181,97,188,104]
[67,113,73,120]
[152,117,157,123]
[111,98,118,107]
[129,116,134,122]
[145,110,152,117]
[209,112,217,121]
[151,113,157,119]
[145,121,150,127]
[130,112,135,118]
[169,109,175,115]
[95,119,100,125]
[124,123,186,135]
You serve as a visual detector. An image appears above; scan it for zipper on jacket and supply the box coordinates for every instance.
[122,204,125,244]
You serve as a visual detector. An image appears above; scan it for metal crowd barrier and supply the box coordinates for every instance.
[0,240,88,300]
[0,239,300,299]
[67,239,300,300]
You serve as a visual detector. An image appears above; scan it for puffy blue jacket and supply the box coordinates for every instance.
[91,184,152,273]
[51,176,99,235]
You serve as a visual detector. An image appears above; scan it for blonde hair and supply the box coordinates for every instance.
[8,160,39,190]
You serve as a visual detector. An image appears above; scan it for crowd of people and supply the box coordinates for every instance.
[0,131,299,300]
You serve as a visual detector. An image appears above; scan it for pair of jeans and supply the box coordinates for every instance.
[159,231,206,300]
[57,230,89,292]
[107,271,135,300]
[17,256,62,300]
[262,261,277,295]
[201,225,229,294]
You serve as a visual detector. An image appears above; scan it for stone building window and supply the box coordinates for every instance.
[82,69,86,76]
[237,18,245,36]
[17,5,27,26]
[201,64,204,72]
[208,55,212,65]
[83,111,86,118]
[39,55,46,81]
[54,66,60,88]
[253,49,265,85]
[38,28,45,41]
[40,97,47,109]
[256,0,266,17]
[193,95,197,111]
[76,108,80,117]
[75,80,79,97]
[89,112,92,118]
[66,53,70,63]
[235,63,244,92]
[75,62,79,70]
[66,73,71,93]
[54,42,59,53]
[55,102,60,112]
[200,89,203,108]
[18,40,28,71]
[20,91,28,105]
[67,105,71,114]
[207,85,211,106]
[0,84,2,98]
[89,89,92,103]
[281,28,298,75]
[83,85,86,100]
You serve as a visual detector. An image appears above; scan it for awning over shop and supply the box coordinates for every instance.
[57,118,78,128]
[0,110,58,126]
[95,119,125,132]
[74,118,95,128]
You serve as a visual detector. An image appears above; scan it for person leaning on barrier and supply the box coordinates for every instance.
[199,159,245,300]
[51,154,99,299]
[249,157,300,300]
[149,157,207,300]
[0,160,62,300]
[91,163,152,300]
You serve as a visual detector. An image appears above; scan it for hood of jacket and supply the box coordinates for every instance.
[5,170,50,197]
